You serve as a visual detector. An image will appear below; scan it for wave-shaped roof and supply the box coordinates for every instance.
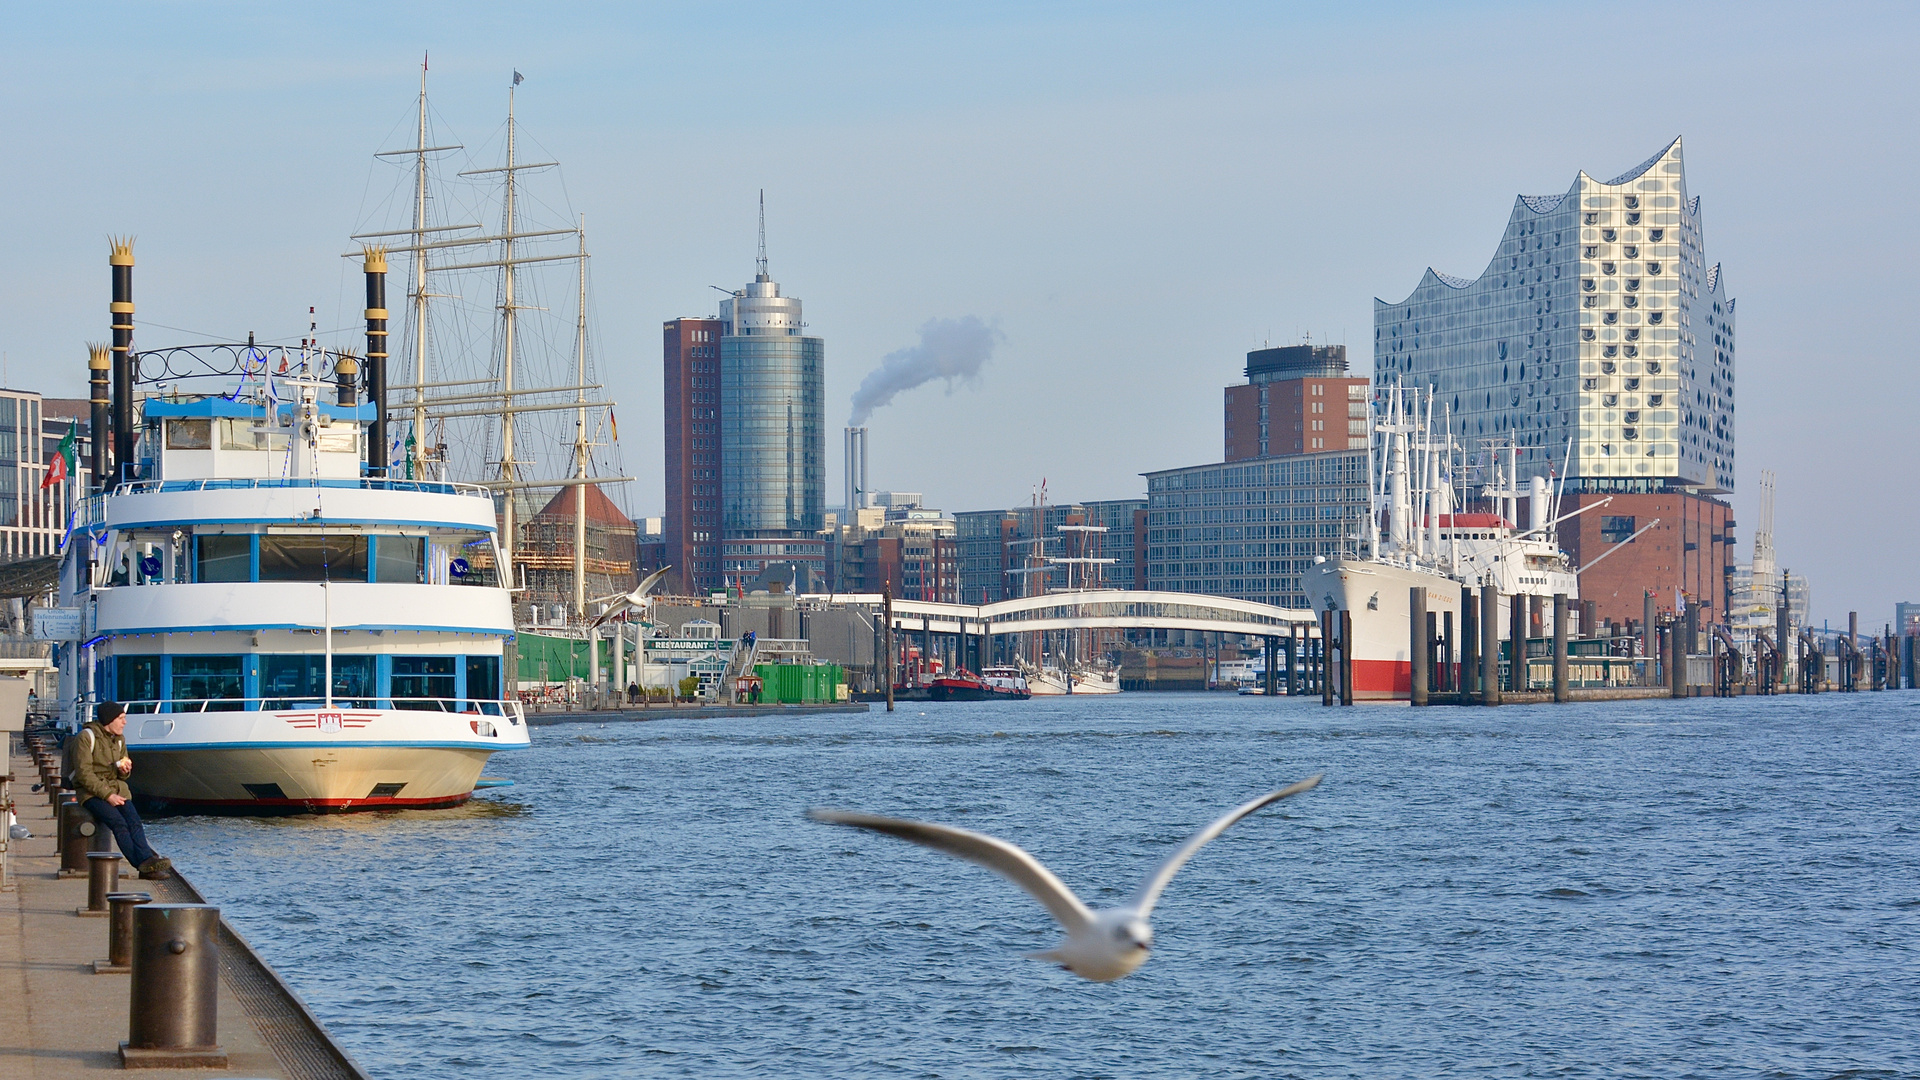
[1603,136,1682,186]
[1519,193,1570,214]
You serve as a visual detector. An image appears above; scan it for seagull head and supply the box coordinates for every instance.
[1111,916,1153,955]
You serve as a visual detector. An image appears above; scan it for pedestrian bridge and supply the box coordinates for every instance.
[825,589,1318,639]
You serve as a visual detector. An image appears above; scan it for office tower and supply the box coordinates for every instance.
[1372,137,1733,493]
[719,209,826,586]
[664,317,724,594]
[1224,344,1370,460]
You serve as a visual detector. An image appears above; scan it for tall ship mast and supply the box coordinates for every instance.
[349,68,632,628]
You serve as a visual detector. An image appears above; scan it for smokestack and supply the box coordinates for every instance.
[88,344,110,492]
[335,350,359,408]
[109,238,135,483]
[844,426,868,521]
[362,247,389,473]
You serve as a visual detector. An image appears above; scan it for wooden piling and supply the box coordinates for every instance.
[1460,586,1477,699]
[1509,590,1527,692]
[1669,621,1685,698]
[1320,610,1334,707]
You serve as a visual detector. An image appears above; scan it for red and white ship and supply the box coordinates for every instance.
[1303,385,1581,701]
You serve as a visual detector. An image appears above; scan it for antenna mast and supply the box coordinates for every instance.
[756,189,768,281]
[573,215,590,619]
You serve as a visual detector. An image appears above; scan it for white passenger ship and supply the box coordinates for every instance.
[59,359,529,812]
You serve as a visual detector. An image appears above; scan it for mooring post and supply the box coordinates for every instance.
[1669,620,1686,698]
[883,586,895,713]
[1313,611,1328,703]
[1339,609,1354,706]
[1409,587,1428,707]
[1286,629,1299,696]
[1263,635,1278,696]
[1553,592,1570,703]
[96,891,152,975]
[1480,584,1501,706]
[1642,590,1657,677]
[1460,587,1477,699]
[1510,590,1528,693]
[82,851,121,916]
[122,904,227,1068]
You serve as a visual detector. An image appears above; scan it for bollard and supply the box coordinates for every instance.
[60,798,100,875]
[81,851,122,916]
[95,891,152,974]
[122,903,228,1068]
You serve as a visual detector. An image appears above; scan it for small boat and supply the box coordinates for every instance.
[928,666,1032,701]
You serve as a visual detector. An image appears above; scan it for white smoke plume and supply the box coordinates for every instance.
[848,316,1002,426]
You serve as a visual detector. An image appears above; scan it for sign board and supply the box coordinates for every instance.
[32,608,85,641]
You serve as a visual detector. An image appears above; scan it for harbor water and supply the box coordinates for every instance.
[151,693,1919,1078]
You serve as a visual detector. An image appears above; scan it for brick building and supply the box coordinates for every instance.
[1558,490,1732,625]
[663,317,724,594]
[1224,345,1369,461]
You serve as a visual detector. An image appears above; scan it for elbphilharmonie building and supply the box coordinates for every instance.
[1372,137,1734,493]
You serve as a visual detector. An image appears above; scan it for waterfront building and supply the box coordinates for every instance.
[1142,452,1369,608]
[663,317,724,594]
[1372,137,1734,494]
[835,495,959,602]
[1373,137,1738,623]
[954,498,1144,605]
[718,233,826,586]
[1223,345,1369,461]
[1894,602,1920,638]
[0,390,95,560]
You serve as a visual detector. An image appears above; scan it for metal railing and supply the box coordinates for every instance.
[81,477,493,529]
[119,697,525,723]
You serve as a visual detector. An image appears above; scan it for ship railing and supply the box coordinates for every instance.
[79,477,493,529]
[118,697,527,723]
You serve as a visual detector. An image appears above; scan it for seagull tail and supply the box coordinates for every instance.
[1024,947,1068,966]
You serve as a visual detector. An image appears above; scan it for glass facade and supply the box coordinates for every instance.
[719,335,826,535]
[1142,451,1370,607]
[1371,137,1734,494]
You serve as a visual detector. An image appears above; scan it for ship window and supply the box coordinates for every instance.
[392,656,457,709]
[196,534,253,583]
[170,655,245,712]
[373,535,424,584]
[466,655,502,710]
[166,418,212,450]
[116,655,162,705]
[261,655,374,708]
[259,535,369,582]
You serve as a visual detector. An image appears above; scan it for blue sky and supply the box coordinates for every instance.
[1,2,1913,622]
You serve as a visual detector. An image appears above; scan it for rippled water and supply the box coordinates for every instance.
[151,693,1920,1078]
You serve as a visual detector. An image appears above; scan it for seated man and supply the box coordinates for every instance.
[71,702,172,880]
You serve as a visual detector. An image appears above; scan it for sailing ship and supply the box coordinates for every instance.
[351,66,632,635]
[1302,384,1581,700]
[1011,491,1124,695]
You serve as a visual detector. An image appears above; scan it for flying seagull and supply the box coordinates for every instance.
[809,774,1322,982]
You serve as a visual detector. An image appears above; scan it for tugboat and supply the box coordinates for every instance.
[54,244,529,812]
[928,666,1032,701]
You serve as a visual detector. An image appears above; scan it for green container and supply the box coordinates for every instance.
[751,663,843,703]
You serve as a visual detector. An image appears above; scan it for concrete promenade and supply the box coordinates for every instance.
[2,740,367,1079]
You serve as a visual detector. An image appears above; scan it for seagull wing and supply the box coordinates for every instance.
[636,565,672,597]
[1127,774,1323,917]
[810,809,1095,935]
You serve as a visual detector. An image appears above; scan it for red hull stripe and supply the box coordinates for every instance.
[143,793,474,812]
